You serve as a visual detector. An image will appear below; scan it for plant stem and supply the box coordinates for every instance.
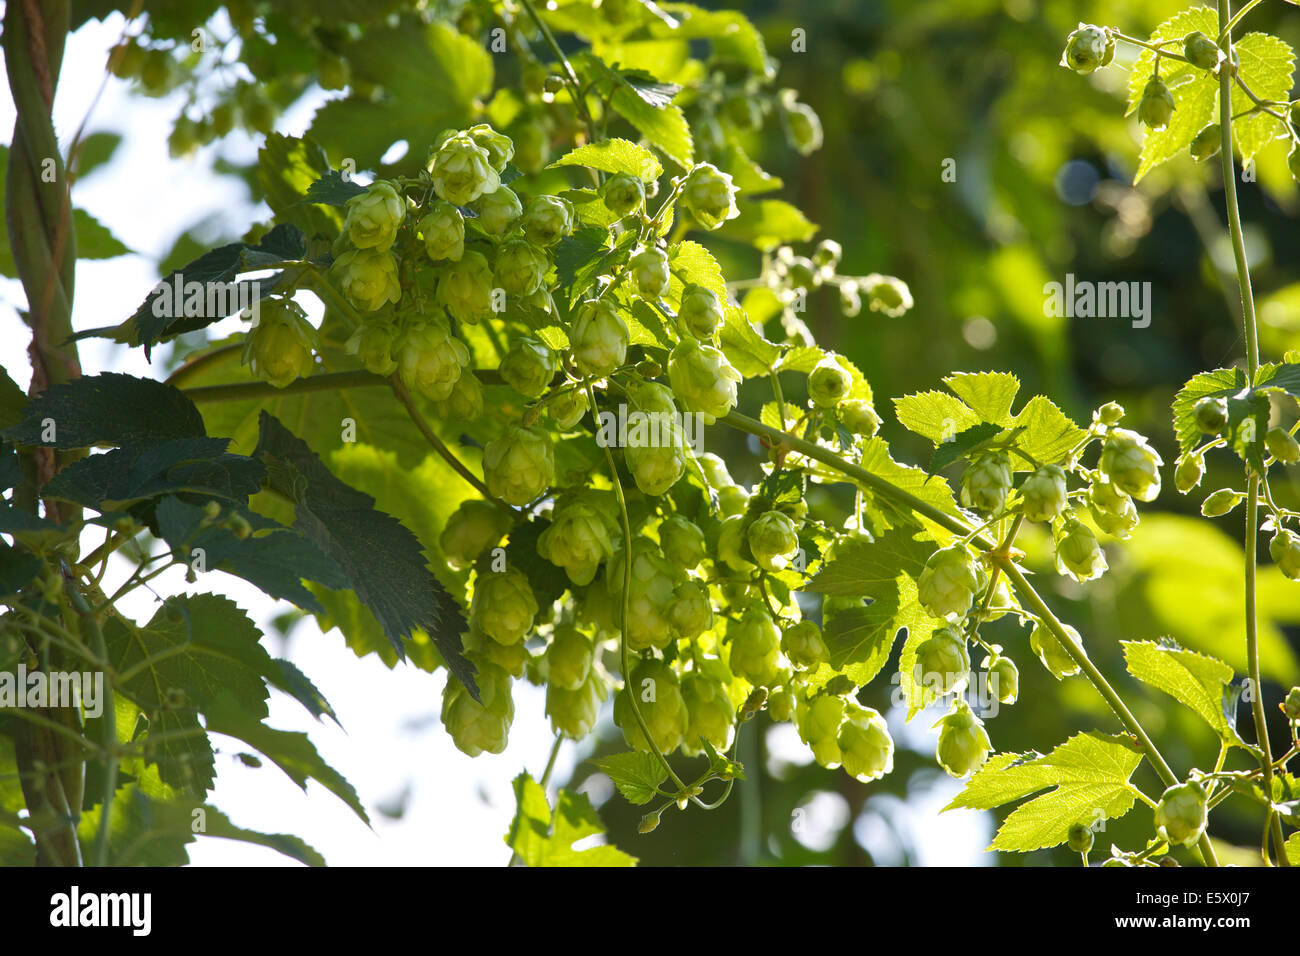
[1219,0,1264,44]
[516,0,597,137]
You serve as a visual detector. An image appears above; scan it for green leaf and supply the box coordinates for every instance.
[929,422,1003,474]
[2,372,205,449]
[301,168,368,206]
[1005,395,1086,468]
[853,437,962,533]
[716,199,817,250]
[1171,367,1245,457]
[1122,640,1245,747]
[0,365,27,429]
[1228,33,1296,163]
[652,4,774,78]
[945,732,1145,853]
[259,134,346,237]
[550,137,663,182]
[111,796,326,867]
[72,130,122,179]
[505,772,636,867]
[609,85,693,170]
[590,751,668,805]
[73,208,131,260]
[807,527,933,600]
[894,390,980,444]
[0,541,42,598]
[943,371,1020,426]
[1287,832,1300,866]
[717,141,782,195]
[254,412,475,693]
[505,518,568,611]
[1170,367,1265,471]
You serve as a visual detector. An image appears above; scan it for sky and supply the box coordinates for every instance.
[0,10,991,866]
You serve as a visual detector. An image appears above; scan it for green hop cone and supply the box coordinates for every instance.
[1100,428,1163,502]
[629,246,671,298]
[1097,401,1125,425]
[728,607,786,687]
[435,370,484,420]
[522,194,575,247]
[430,131,500,205]
[474,185,523,236]
[331,248,401,312]
[934,699,992,778]
[343,180,405,252]
[1153,781,1208,847]
[1054,516,1108,582]
[1201,488,1245,518]
[548,387,589,429]
[601,172,645,217]
[1088,477,1139,538]
[436,249,495,324]
[668,338,742,424]
[615,659,688,754]
[807,356,853,408]
[747,511,800,572]
[546,668,605,739]
[863,274,914,317]
[678,283,724,340]
[1138,76,1175,130]
[537,499,615,586]
[1266,426,1300,464]
[1174,453,1205,494]
[499,337,556,399]
[1190,124,1222,162]
[608,539,680,651]
[679,162,740,230]
[796,693,847,768]
[1193,396,1229,434]
[471,566,539,645]
[781,98,824,156]
[1030,620,1083,679]
[782,621,829,669]
[1061,23,1114,74]
[483,425,555,505]
[917,545,980,620]
[716,514,754,572]
[961,451,1014,514]
[837,703,894,782]
[345,321,399,376]
[396,319,470,401]
[1283,686,1300,721]
[494,238,549,297]
[544,625,594,691]
[1067,822,1095,854]
[681,672,735,756]
[659,515,706,568]
[626,425,687,496]
[417,201,465,262]
[719,485,749,517]
[1183,31,1223,71]
[1020,464,1068,523]
[242,299,316,388]
[441,661,514,757]
[440,499,512,571]
[668,580,713,639]
[914,626,971,697]
[570,299,630,378]
[465,123,514,172]
[768,685,796,723]
[985,653,1019,705]
[840,399,882,437]
[1270,529,1300,580]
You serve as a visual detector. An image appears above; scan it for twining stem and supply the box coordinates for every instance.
[516,0,597,137]
[1218,0,1264,44]
[1217,0,1287,867]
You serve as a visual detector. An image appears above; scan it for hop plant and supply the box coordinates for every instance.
[668,339,742,423]
[840,399,882,437]
[807,356,852,408]
[659,515,706,568]
[716,514,754,573]
[914,626,971,696]
[679,162,740,230]
[522,194,575,247]
[1020,464,1068,523]
[796,693,847,768]
[1154,781,1208,847]
[548,387,589,429]
[537,499,616,586]
[837,703,894,782]
[1174,453,1206,494]
[1100,428,1163,502]
[242,299,315,388]
[601,172,645,217]
[1270,529,1300,580]
[343,180,405,252]
[1054,516,1108,582]
[345,321,398,376]
[547,668,605,740]
[499,337,556,399]
[331,248,401,312]
[728,607,786,687]
[474,185,523,236]
[494,238,549,297]
[608,539,680,651]
[471,566,540,645]
[934,699,992,778]
[430,131,500,205]
[615,659,688,754]
[780,94,824,156]
[437,249,495,324]
[1190,124,1222,162]
[746,511,800,572]
[668,580,713,639]
[1138,76,1175,130]
[442,662,515,757]
[1283,686,1300,722]
[1030,621,1083,679]
[1193,396,1228,434]
[681,672,735,756]
[1088,477,1139,538]
[544,625,594,691]
[396,319,470,401]
[961,451,1013,514]
[1183,31,1224,71]
[1266,426,1300,464]
[483,425,555,505]
[625,422,686,496]
[1067,823,1094,855]
[465,123,514,172]
[782,621,829,669]
[440,499,512,571]
[1061,23,1114,74]
[570,299,630,378]
[418,201,465,261]
[678,283,724,339]
[917,544,980,621]
[984,653,1019,705]
[436,370,485,421]
[630,246,671,298]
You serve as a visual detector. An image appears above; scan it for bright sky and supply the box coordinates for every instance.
[0,11,990,866]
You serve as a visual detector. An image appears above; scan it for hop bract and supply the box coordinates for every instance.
[728,607,785,687]
[441,662,514,757]
[396,319,470,401]
[418,201,465,261]
[837,703,894,782]
[681,672,735,756]
[808,357,852,408]
[1270,529,1300,580]
[494,238,549,296]
[668,338,742,423]
[242,299,316,388]
[439,499,512,571]
[570,299,630,378]
[499,337,556,399]
[1154,781,1208,847]
[716,514,754,572]
[679,283,724,339]
[436,249,495,324]
[1088,477,1139,538]
[343,180,405,252]
[471,566,539,645]
[436,370,484,421]
[1030,621,1083,679]
[629,246,671,298]
[483,425,555,505]
[1138,76,1175,130]
[961,451,1013,514]
[934,699,992,778]
[747,510,800,572]
[614,659,688,754]
[1021,464,1068,522]
[782,621,829,669]
[659,515,706,568]
[917,544,980,621]
[465,123,514,172]
[332,248,401,312]
[474,185,523,236]
[1100,427,1163,501]
[430,131,500,205]
[1283,686,1300,721]
[1067,823,1094,854]
[549,387,589,429]
[601,172,645,217]
[914,626,971,696]
[522,194,575,247]
[1061,23,1113,74]
[538,499,616,586]
[1174,453,1205,494]
[626,423,686,496]
[1190,124,1221,162]
[679,162,740,230]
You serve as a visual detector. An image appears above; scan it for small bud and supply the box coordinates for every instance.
[1154,781,1208,847]
[1283,686,1300,721]
[638,809,662,833]
[1175,453,1205,494]
[1200,488,1245,518]
[1067,822,1094,854]
[1183,31,1224,71]
[1096,401,1125,425]
[1266,426,1300,464]
[1193,396,1229,434]
[1061,24,1114,75]
[601,173,645,217]
[1270,529,1300,580]
[1138,76,1176,131]
[1190,124,1222,162]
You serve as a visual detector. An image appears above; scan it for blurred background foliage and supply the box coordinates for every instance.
[62,0,1300,865]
